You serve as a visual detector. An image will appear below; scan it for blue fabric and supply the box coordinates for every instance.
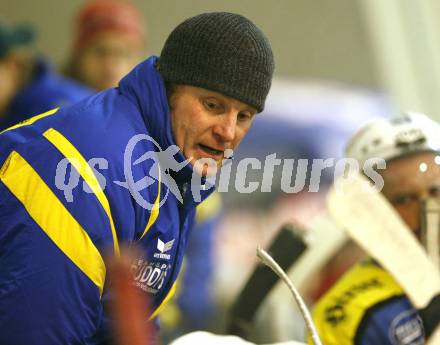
[0,58,91,131]
[0,56,214,344]
[177,212,220,329]
[357,296,425,345]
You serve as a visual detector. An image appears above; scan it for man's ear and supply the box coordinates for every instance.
[166,83,182,112]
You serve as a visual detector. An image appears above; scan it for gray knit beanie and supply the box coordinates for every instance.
[158,12,274,112]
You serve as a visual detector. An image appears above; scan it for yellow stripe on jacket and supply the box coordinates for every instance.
[149,281,178,320]
[43,128,120,256]
[0,108,58,135]
[0,151,106,296]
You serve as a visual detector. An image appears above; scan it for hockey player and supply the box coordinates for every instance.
[311,113,440,344]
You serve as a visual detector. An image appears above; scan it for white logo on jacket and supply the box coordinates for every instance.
[153,238,175,260]
[131,259,170,294]
[157,238,175,253]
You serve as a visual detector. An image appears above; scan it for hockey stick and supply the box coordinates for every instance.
[227,223,308,339]
[327,173,440,341]
[259,215,349,342]
[107,247,156,345]
[284,213,348,292]
[257,247,323,345]
[421,198,440,269]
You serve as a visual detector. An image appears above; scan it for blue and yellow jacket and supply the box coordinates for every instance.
[0,58,91,131]
[310,259,425,345]
[0,56,214,344]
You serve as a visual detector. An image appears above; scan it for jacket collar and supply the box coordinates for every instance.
[118,56,215,203]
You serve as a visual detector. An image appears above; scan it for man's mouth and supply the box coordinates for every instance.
[198,144,224,158]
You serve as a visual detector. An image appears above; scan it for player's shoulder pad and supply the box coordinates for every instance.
[311,260,405,345]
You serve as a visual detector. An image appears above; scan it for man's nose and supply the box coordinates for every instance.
[213,114,236,142]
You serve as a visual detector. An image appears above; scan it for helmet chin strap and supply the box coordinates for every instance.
[421,198,440,270]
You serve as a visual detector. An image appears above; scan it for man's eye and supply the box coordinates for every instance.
[238,112,252,122]
[203,99,220,111]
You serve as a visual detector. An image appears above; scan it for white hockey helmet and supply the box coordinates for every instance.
[346,112,440,165]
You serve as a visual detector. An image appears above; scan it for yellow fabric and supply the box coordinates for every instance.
[149,281,178,320]
[43,128,120,256]
[196,191,221,223]
[140,165,161,240]
[0,151,106,296]
[0,108,59,135]
[309,260,404,345]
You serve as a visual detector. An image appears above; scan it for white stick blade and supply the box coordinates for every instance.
[327,173,440,309]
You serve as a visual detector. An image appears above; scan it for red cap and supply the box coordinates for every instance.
[74,0,145,51]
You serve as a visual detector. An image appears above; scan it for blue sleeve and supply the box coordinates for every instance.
[0,137,122,344]
[0,181,106,344]
[356,296,425,345]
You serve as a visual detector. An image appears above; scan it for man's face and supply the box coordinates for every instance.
[77,32,142,91]
[381,151,440,236]
[169,85,257,176]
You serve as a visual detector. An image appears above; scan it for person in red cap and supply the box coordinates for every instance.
[65,0,146,91]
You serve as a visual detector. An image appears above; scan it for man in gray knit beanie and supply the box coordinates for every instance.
[0,11,273,344]
[158,11,274,176]
[159,12,274,112]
